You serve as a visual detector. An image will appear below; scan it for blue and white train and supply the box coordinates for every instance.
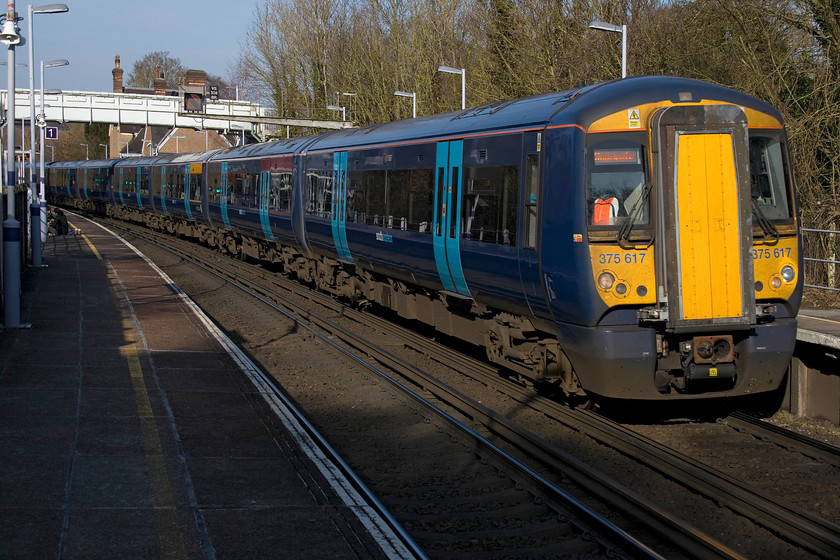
[48,76,803,401]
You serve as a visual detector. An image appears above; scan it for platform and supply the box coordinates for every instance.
[798,309,840,351]
[0,214,413,560]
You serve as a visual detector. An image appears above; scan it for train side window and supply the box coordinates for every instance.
[190,170,203,200]
[462,164,519,245]
[269,171,292,212]
[305,170,332,219]
[523,153,539,249]
[138,168,150,196]
[749,134,793,221]
[152,167,163,198]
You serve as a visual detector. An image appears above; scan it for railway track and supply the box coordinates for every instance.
[98,216,839,559]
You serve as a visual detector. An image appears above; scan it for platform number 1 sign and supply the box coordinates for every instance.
[45,127,58,139]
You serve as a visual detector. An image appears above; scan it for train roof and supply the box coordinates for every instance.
[208,134,321,162]
[48,159,119,169]
[47,76,784,169]
[303,87,589,152]
[246,76,781,155]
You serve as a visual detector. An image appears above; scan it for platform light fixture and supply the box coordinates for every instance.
[393,90,416,118]
[2,0,25,328]
[589,19,627,79]
[172,135,186,152]
[437,65,465,110]
[38,58,68,244]
[28,3,69,267]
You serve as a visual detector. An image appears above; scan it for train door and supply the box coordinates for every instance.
[651,105,754,329]
[158,165,168,214]
[82,169,89,200]
[117,168,125,205]
[134,167,143,208]
[183,165,193,220]
[433,140,470,296]
[258,170,274,241]
[331,152,351,261]
[518,132,551,318]
[219,162,231,229]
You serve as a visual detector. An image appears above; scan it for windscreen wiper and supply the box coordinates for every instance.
[751,198,779,246]
[617,182,653,250]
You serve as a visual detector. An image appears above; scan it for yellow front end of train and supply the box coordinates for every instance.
[585,96,800,395]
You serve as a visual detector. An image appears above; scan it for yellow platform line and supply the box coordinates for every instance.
[80,222,188,560]
[799,313,840,326]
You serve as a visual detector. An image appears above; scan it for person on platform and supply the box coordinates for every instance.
[48,208,69,235]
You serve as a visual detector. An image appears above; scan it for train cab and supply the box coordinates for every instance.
[560,78,801,399]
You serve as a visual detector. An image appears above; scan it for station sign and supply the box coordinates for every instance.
[45,126,58,139]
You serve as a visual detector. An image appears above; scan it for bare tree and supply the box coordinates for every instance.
[126,51,186,89]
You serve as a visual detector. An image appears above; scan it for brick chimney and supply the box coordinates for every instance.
[154,70,166,95]
[185,69,206,89]
[112,55,123,93]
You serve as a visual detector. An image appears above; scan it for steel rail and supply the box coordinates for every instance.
[98,221,428,560]
[725,412,840,468]
[111,222,748,560]
[155,239,664,560]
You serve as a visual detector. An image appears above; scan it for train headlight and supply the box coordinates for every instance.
[780,265,796,283]
[770,276,782,289]
[597,272,615,290]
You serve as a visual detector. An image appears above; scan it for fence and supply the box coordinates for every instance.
[802,228,839,292]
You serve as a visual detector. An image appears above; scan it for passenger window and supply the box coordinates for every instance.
[346,164,434,232]
[305,170,332,218]
[462,164,518,245]
[269,172,292,212]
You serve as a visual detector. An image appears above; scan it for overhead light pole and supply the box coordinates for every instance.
[1,0,26,327]
[172,135,185,152]
[340,92,356,122]
[589,19,627,79]
[27,3,68,267]
[38,58,67,247]
[393,90,416,118]
[437,65,465,110]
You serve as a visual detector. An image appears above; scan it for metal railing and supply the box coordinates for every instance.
[802,228,840,292]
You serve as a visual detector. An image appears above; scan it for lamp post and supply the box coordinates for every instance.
[80,142,88,160]
[172,135,185,152]
[1,0,25,328]
[393,90,416,118]
[589,19,627,79]
[326,104,345,121]
[27,4,68,266]
[339,92,356,122]
[38,59,66,247]
[437,65,465,110]
[99,143,107,159]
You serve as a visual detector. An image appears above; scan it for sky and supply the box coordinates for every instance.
[12,0,261,94]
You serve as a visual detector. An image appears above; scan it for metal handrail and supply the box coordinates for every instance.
[801,228,839,292]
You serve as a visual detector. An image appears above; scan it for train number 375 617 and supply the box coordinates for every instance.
[598,253,646,265]
[753,247,792,259]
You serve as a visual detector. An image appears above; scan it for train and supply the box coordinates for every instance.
[46,76,803,402]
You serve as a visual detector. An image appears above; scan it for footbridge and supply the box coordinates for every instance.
[1,89,352,141]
